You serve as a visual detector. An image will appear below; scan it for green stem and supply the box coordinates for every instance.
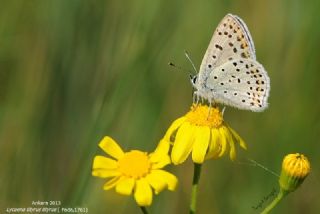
[190,163,202,214]
[261,189,287,214]
[140,206,148,214]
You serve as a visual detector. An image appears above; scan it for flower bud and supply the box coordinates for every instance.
[279,153,310,193]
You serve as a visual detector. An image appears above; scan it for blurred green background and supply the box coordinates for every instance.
[1,0,319,213]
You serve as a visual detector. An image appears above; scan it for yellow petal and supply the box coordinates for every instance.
[115,177,135,195]
[146,172,167,194]
[149,139,171,168]
[205,128,221,159]
[92,168,120,178]
[99,136,124,160]
[150,169,178,191]
[92,155,118,169]
[192,126,210,163]
[163,117,186,141]
[134,178,153,206]
[229,142,236,161]
[150,154,171,169]
[218,127,229,157]
[153,139,170,156]
[223,127,236,161]
[103,177,120,190]
[171,122,195,164]
[227,125,247,150]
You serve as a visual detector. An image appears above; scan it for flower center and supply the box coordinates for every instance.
[185,104,223,128]
[118,150,151,179]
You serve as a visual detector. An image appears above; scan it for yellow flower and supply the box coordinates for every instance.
[279,153,310,193]
[162,104,247,164]
[92,136,178,206]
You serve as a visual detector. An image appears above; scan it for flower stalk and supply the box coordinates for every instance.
[140,206,149,214]
[260,189,287,214]
[190,163,202,214]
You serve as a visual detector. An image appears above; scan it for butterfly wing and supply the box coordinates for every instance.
[197,14,256,85]
[205,59,270,112]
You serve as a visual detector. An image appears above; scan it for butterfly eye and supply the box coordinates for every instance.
[190,75,198,86]
[192,76,197,84]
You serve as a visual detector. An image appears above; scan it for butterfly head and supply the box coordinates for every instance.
[190,74,198,88]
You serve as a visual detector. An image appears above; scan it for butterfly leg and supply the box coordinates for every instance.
[221,106,226,116]
[207,98,213,120]
[193,91,200,105]
[208,98,213,108]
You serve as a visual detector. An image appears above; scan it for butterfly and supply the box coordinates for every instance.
[190,14,270,112]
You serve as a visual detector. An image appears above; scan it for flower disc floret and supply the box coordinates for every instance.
[185,104,223,128]
[118,150,151,179]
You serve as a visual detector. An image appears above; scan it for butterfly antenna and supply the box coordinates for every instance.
[168,62,193,75]
[184,50,198,74]
[246,158,279,177]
